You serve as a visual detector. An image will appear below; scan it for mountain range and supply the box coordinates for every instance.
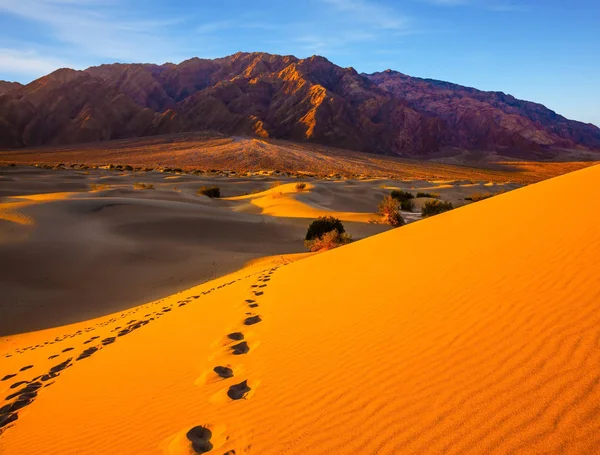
[1,52,599,159]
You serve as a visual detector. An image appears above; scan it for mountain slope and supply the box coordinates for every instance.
[1,163,599,454]
[0,52,598,159]
[367,70,600,157]
[0,81,23,95]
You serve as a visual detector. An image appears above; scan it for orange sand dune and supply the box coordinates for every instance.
[1,164,600,453]
[225,182,380,223]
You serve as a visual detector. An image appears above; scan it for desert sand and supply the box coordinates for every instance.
[2,133,597,184]
[1,163,599,453]
[1,165,514,335]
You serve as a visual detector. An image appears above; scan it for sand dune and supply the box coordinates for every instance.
[1,164,599,453]
[0,167,398,335]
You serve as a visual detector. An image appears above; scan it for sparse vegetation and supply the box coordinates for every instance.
[378,195,405,227]
[390,190,414,202]
[400,199,415,212]
[465,192,493,202]
[416,192,440,198]
[421,199,454,217]
[133,182,154,190]
[270,181,282,189]
[295,182,307,192]
[197,186,221,198]
[305,229,352,252]
[305,216,345,241]
[89,183,108,191]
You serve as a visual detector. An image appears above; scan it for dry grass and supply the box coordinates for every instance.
[89,183,108,191]
[465,192,494,202]
[304,230,352,252]
[133,182,154,190]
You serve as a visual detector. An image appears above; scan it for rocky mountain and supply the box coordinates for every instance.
[0,81,23,95]
[0,52,598,159]
[366,70,600,157]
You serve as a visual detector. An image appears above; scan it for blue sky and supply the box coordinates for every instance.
[0,0,598,126]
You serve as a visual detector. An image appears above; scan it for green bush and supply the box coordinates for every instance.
[305,216,345,241]
[421,200,454,217]
[197,186,221,198]
[416,192,440,198]
[390,190,414,202]
[400,199,415,212]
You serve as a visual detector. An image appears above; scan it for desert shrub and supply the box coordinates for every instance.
[305,216,345,241]
[270,181,282,189]
[197,186,221,198]
[416,192,440,198]
[400,199,415,212]
[133,182,154,190]
[304,229,352,252]
[378,195,405,227]
[465,192,493,202]
[90,183,108,191]
[295,182,307,192]
[390,190,414,202]
[421,200,454,217]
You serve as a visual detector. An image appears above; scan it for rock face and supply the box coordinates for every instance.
[366,70,600,158]
[0,52,598,158]
[0,81,23,95]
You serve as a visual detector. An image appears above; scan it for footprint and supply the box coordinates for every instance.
[213,366,234,379]
[245,299,255,304]
[253,291,263,296]
[49,358,72,374]
[62,347,74,353]
[76,347,99,361]
[231,342,250,355]
[227,380,251,400]
[186,426,213,453]
[244,316,261,326]
[48,354,59,359]
[1,374,16,381]
[5,381,42,401]
[19,365,33,372]
[0,412,18,430]
[248,304,259,308]
[227,332,244,341]
[9,381,29,389]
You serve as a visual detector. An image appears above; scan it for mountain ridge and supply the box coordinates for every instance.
[1,51,598,159]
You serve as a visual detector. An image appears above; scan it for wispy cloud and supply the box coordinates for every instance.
[0,0,186,63]
[0,48,71,77]
[323,0,411,30]
[421,0,529,11]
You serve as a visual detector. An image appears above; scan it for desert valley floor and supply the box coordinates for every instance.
[1,162,599,454]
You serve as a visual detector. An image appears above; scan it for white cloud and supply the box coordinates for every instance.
[421,0,529,11]
[323,0,411,30]
[0,0,187,63]
[0,48,71,79]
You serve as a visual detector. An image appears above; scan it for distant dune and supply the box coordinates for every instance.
[1,163,599,453]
